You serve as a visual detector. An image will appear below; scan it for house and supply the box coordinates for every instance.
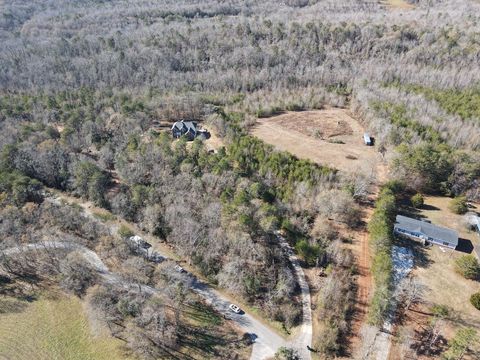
[363,133,373,146]
[171,120,197,140]
[394,215,458,249]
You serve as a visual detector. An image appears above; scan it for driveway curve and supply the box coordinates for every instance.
[8,194,314,359]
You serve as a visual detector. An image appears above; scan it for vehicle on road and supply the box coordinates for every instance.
[229,303,241,314]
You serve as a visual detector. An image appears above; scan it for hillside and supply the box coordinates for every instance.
[1,1,480,359]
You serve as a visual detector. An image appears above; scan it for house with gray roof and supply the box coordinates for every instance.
[171,120,197,140]
[394,215,459,249]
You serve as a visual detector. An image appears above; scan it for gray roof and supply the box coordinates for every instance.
[394,215,458,246]
[171,120,197,132]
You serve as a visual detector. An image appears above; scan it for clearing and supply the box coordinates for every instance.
[381,0,415,10]
[251,108,382,174]
[0,293,127,360]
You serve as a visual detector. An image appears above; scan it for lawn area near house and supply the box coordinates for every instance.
[388,197,480,359]
[0,293,128,360]
[401,196,480,335]
[413,245,480,327]
[414,196,479,253]
[410,196,480,323]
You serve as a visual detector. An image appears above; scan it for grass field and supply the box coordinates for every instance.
[0,294,128,360]
[251,108,381,174]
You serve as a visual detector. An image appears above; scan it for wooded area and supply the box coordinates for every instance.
[1,0,480,359]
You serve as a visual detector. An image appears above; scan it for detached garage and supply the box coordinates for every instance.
[394,215,459,249]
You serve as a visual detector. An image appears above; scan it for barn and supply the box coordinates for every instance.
[394,215,459,249]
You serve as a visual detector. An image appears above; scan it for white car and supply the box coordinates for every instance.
[174,264,186,273]
[229,303,241,314]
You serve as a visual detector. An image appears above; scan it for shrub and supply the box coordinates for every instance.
[470,293,480,310]
[454,255,480,280]
[411,193,424,208]
[431,304,450,318]
[442,327,477,360]
[274,347,300,360]
[295,239,321,267]
[118,224,134,239]
[449,196,468,215]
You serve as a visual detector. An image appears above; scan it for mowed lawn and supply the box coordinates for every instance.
[0,295,128,360]
[412,196,480,328]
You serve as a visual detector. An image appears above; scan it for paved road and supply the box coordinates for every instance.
[1,241,158,295]
[16,194,314,359]
[1,241,289,358]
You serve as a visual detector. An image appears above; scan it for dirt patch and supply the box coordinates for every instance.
[251,108,382,174]
[268,110,354,139]
[387,302,453,360]
[202,125,224,152]
[347,206,375,358]
[381,0,415,10]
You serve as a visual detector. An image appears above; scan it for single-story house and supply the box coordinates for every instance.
[363,133,372,146]
[171,120,197,140]
[394,215,459,249]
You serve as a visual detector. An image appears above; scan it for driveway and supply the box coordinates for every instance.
[16,194,314,359]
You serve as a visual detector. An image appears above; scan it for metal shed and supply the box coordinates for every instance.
[363,133,372,146]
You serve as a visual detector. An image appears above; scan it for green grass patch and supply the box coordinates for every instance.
[0,294,128,360]
[92,211,116,222]
[185,301,223,327]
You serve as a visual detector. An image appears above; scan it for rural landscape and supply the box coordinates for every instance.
[1,0,480,359]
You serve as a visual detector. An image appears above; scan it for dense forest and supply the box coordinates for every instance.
[1,0,480,359]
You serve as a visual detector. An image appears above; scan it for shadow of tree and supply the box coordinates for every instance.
[394,236,433,269]
[178,322,247,358]
[0,298,29,314]
[420,204,441,211]
[411,328,448,357]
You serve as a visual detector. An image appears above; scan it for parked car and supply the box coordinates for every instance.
[229,303,241,314]
[174,264,186,273]
[149,252,165,263]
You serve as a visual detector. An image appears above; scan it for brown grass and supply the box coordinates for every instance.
[413,197,480,326]
[381,0,415,10]
[251,108,382,174]
[389,197,480,359]
[202,125,225,152]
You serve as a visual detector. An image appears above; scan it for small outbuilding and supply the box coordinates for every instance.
[363,133,373,146]
[466,212,480,235]
[394,215,459,249]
